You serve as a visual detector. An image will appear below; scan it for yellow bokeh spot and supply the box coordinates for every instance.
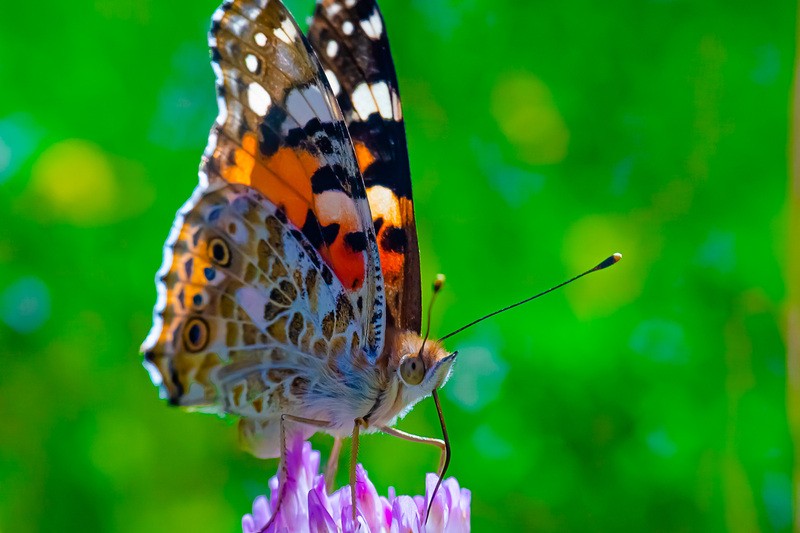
[31,139,119,226]
[491,72,569,165]
[562,214,654,318]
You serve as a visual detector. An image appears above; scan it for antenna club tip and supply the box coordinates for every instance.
[595,252,623,271]
[433,273,446,292]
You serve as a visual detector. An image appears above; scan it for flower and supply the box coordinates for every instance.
[241,435,471,533]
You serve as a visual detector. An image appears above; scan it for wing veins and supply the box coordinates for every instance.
[311,16,389,120]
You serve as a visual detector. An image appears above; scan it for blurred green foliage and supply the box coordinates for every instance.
[0,0,794,531]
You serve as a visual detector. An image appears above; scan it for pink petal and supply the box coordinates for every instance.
[412,495,425,519]
[442,478,461,510]
[424,474,448,531]
[380,496,393,529]
[391,495,422,533]
[252,495,270,531]
[308,477,337,533]
[268,474,280,510]
[355,464,384,531]
[340,503,372,533]
[242,513,256,533]
[446,489,471,533]
[329,483,349,525]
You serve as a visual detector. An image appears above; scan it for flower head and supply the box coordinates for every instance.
[242,435,470,533]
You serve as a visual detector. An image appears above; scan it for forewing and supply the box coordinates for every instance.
[308,0,421,333]
[206,0,385,354]
[142,182,364,417]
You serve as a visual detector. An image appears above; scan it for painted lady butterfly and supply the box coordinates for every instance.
[142,0,454,523]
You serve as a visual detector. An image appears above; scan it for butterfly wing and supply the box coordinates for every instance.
[204,0,385,353]
[308,0,421,333]
[142,182,363,409]
[142,0,387,453]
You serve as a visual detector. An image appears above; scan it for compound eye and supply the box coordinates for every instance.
[183,317,209,352]
[399,355,425,386]
[208,237,231,267]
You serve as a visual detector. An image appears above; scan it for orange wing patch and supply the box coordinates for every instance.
[219,132,316,230]
[354,141,376,174]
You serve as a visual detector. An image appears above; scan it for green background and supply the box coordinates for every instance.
[0,0,794,531]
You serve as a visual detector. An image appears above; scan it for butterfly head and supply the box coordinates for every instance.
[389,330,456,402]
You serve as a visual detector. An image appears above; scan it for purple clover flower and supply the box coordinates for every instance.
[242,435,471,533]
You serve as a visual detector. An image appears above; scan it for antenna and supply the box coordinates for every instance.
[418,274,446,357]
[438,253,622,342]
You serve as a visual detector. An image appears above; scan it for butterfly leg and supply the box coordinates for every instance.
[378,390,452,524]
[377,425,447,475]
[349,418,366,524]
[325,437,343,493]
[259,414,333,533]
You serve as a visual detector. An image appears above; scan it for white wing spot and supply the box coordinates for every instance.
[342,21,354,35]
[304,85,333,122]
[276,17,299,44]
[273,18,298,44]
[245,54,260,73]
[351,82,378,120]
[345,0,356,7]
[326,40,339,58]
[316,190,359,227]
[285,89,313,128]
[326,4,342,16]
[254,32,267,46]
[215,92,228,125]
[211,7,225,26]
[143,357,164,388]
[283,18,299,40]
[274,28,291,44]
[285,85,333,126]
[325,69,341,96]
[371,81,393,119]
[366,185,401,225]
[248,82,272,116]
[360,10,383,40]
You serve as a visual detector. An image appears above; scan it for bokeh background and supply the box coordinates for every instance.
[0,0,795,531]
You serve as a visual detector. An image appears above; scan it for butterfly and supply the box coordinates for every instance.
[141,0,456,525]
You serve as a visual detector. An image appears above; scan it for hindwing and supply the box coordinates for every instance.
[142,182,366,413]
